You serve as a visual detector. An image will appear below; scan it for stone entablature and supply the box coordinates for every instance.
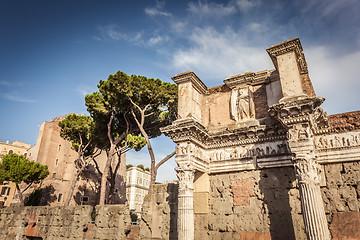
[224,69,279,88]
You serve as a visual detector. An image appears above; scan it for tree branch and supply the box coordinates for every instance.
[155,150,176,171]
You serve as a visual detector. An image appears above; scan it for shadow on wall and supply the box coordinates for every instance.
[74,165,102,206]
[167,183,178,240]
[258,167,296,239]
[27,185,57,206]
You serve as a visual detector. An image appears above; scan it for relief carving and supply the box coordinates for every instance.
[315,132,360,149]
[231,86,255,121]
[210,142,290,161]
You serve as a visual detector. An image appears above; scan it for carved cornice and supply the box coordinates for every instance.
[161,118,287,149]
[269,96,328,129]
[266,38,308,74]
[172,71,209,95]
[224,69,278,89]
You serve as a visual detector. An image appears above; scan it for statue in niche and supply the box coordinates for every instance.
[231,86,255,121]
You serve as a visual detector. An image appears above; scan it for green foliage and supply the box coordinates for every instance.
[145,167,150,172]
[137,164,145,171]
[126,164,133,169]
[0,154,49,185]
[85,71,178,145]
[125,134,146,151]
[91,212,98,222]
[58,114,95,155]
[130,212,138,222]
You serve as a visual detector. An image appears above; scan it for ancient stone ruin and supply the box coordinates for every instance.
[1,38,359,240]
[151,38,360,240]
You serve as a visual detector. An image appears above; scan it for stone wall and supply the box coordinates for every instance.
[322,161,360,239]
[207,167,306,240]
[0,204,131,239]
[139,162,360,240]
[139,183,178,240]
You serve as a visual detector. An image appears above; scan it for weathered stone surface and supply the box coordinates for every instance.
[329,212,360,239]
[0,204,131,240]
[139,183,178,240]
[231,179,255,206]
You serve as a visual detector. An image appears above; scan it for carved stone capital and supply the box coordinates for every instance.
[292,157,320,185]
[176,167,195,193]
[269,96,329,132]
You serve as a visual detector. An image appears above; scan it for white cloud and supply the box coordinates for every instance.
[306,46,360,114]
[2,92,38,103]
[235,0,260,11]
[148,35,168,46]
[188,1,236,17]
[145,7,172,17]
[171,26,273,81]
[300,0,359,17]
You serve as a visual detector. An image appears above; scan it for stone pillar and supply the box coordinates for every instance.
[269,95,331,240]
[293,157,330,240]
[176,167,195,240]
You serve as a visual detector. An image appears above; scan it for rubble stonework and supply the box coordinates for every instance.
[0,204,131,239]
[161,38,360,240]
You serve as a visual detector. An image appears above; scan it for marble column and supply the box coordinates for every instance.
[176,167,195,240]
[293,157,330,240]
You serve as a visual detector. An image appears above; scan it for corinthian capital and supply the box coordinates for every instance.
[292,157,320,185]
[176,167,195,192]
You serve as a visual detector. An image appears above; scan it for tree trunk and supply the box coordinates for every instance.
[99,144,115,205]
[144,133,156,194]
[64,169,81,206]
[15,183,24,207]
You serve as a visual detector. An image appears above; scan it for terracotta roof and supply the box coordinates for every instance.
[329,110,360,133]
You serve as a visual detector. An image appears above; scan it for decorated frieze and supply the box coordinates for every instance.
[209,141,290,162]
[315,132,360,150]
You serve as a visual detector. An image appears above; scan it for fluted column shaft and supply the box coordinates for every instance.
[176,167,195,240]
[293,158,330,240]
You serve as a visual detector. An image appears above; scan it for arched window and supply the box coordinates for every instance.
[23,152,27,157]
[7,149,14,154]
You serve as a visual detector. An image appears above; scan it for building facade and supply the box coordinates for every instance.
[126,166,151,213]
[28,114,126,206]
[156,38,360,240]
[0,141,31,206]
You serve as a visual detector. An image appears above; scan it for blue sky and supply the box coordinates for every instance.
[1,0,360,182]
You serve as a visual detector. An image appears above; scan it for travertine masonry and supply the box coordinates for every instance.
[0,204,131,239]
[139,183,178,240]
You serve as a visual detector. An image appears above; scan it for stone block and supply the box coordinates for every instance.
[231,179,255,206]
[330,212,360,239]
[211,197,233,215]
[194,192,209,214]
[238,231,272,240]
